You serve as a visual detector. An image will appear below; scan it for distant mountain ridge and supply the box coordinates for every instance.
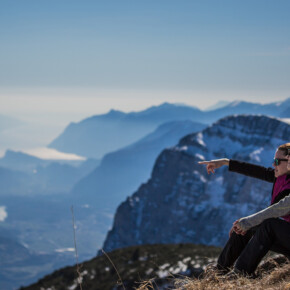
[48,98,290,158]
[72,120,206,211]
[204,100,231,111]
[102,115,290,252]
[0,150,49,172]
[204,98,290,121]
[48,103,204,158]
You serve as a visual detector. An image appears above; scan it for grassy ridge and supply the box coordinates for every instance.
[21,243,221,290]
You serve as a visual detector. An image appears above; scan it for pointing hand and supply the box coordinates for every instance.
[198,159,229,174]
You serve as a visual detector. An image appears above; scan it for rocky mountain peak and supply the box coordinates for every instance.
[178,115,289,162]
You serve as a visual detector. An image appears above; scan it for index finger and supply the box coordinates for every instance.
[198,161,211,164]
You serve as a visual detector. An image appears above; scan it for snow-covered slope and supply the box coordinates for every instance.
[103,115,290,252]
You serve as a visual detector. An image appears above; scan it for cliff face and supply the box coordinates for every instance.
[103,115,290,252]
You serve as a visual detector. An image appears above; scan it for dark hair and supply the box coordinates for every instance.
[278,143,290,156]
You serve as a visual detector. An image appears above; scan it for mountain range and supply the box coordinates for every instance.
[48,103,204,158]
[49,98,290,159]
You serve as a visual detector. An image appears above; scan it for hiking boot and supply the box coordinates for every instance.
[198,263,229,279]
[224,268,243,280]
[224,268,257,280]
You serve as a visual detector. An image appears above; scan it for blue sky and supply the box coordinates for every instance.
[0,0,290,122]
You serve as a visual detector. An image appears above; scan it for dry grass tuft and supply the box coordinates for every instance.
[261,263,290,288]
[137,258,290,290]
[135,279,156,290]
[175,262,290,290]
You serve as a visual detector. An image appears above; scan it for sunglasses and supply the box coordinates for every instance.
[273,158,288,166]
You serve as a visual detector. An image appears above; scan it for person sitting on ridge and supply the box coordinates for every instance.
[199,143,290,276]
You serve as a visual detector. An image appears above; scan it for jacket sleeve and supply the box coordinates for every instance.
[229,159,275,183]
[238,195,290,231]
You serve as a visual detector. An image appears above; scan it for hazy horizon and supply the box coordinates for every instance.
[0,96,289,160]
[1,92,289,124]
[1,0,289,158]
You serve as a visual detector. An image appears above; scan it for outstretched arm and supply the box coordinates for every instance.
[199,158,275,182]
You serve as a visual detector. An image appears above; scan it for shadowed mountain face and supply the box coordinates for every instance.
[72,120,206,211]
[48,99,290,159]
[102,115,290,252]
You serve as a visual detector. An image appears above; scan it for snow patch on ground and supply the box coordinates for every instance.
[146,268,153,275]
[67,270,88,290]
[67,284,77,290]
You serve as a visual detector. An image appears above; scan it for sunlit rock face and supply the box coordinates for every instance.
[103,115,290,252]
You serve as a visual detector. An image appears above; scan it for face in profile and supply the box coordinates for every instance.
[273,149,289,177]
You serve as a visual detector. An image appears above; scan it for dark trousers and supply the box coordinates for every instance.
[217,218,290,275]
